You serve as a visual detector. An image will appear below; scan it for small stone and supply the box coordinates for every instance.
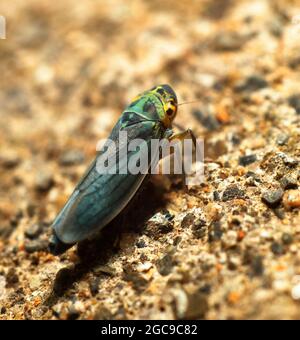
[281,233,293,245]
[239,154,257,166]
[59,150,85,166]
[35,172,54,192]
[122,266,148,292]
[288,94,300,114]
[181,213,195,228]
[208,221,223,242]
[280,176,298,190]
[192,219,207,239]
[276,133,289,146]
[0,154,21,169]
[262,188,284,208]
[283,190,300,208]
[222,185,245,201]
[6,268,19,286]
[235,76,268,92]
[136,240,147,248]
[25,224,42,239]
[213,31,247,51]
[173,289,208,319]
[24,239,48,253]
[271,242,284,256]
[251,256,264,277]
[29,275,42,290]
[192,110,220,131]
[222,230,238,249]
[156,253,174,276]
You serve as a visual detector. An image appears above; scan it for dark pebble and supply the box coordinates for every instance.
[6,268,19,286]
[181,213,195,228]
[239,154,257,166]
[122,266,148,292]
[136,240,147,248]
[288,94,300,114]
[251,255,264,277]
[271,242,284,255]
[262,188,284,208]
[281,233,293,245]
[25,224,42,239]
[208,221,223,242]
[280,176,298,190]
[235,76,268,93]
[192,110,220,131]
[89,277,101,296]
[24,239,48,253]
[59,150,85,166]
[156,253,174,276]
[0,155,21,169]
[276,133,289,146]
[213,191,220,201]
[222,185,245,201]
[192,219,207,239]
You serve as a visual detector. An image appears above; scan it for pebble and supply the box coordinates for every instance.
[276,133,290,146]
[288,94,300,114]
[208,221,223,242]
[222,185,245,201]
[25,224,42,239]
[271,242,284,256]
[156,253,174,276]
[192,218,207,239]
[281,233,293,245]
[235,76,268,93]
[181,213,195,228]
[35,171,54,192]
[122,266,148,292]
[192,110,220,131]
[172,289,208,319]
[280,176,298,190]
[222,230,238,249]
[262,188,284,208]
[0,154,21,169]
[251,256,264,277]
[213,31,248,51]
[24,239,48,253]
[59,150,85,166]
[283,190,300,208]
[6,268,19,286]
[239,154,257,166]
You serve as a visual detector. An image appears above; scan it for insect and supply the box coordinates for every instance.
[49,84,196,255]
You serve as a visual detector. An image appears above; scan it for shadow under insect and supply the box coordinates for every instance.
[45,178,172,304]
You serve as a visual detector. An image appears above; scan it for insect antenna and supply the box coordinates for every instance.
[177,100,202,106]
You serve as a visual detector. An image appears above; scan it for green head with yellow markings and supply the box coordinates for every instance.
[125,84,178,129]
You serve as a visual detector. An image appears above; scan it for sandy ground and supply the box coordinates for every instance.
[1,0,300,319]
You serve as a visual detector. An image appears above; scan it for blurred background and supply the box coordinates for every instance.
[1,0,300,320]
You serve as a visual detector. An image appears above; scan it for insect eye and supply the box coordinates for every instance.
[166,108,174,116]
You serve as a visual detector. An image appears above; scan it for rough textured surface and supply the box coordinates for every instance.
[1,0,300,320]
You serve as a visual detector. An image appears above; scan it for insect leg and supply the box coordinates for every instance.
[168,129,198,190]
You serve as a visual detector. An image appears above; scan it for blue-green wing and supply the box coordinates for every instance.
[52,117,164,244]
